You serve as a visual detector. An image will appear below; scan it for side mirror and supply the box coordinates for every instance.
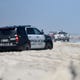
[40,29,44,34]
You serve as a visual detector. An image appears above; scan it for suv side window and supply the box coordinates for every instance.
[27,28,35,34]
[33,28,41,34]
[26,28,41,35]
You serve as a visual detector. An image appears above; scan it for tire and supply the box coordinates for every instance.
[54,39,56,42]
[63,39,65,42]
[19,42,31,51]
[26,43,31,50]
[23,43,31,50]
[67,39,69,42]
[46,42,53,49]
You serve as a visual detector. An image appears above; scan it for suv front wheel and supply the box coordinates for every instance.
[45,42,53,49]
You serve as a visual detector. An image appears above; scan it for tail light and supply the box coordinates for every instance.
[15,35,19,42]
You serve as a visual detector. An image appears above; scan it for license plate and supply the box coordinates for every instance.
[1,39,9,42]
[0,43,13,46]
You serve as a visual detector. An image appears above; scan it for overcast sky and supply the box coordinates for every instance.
[0,0,80,34]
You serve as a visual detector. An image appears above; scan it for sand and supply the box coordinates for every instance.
[0,41,80,80]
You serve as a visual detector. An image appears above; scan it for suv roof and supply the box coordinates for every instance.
[0,25,31,29]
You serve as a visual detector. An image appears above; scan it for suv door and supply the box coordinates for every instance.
[26,28,45,49]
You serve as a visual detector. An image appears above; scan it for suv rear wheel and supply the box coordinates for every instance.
[26,43,31,50]
[18,43,31,51]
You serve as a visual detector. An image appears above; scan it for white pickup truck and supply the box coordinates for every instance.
[54,31,70,42]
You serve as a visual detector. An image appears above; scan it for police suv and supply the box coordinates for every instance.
[26,25,53,49]
[0,25,53,51]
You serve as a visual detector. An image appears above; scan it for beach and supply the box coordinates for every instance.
[0,42,80,80]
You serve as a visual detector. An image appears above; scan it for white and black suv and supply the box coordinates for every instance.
[0,25,53,51]
[26,26,53,49]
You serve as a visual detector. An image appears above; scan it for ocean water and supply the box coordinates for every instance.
[69,34,80,43]
[70,38,80,43]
